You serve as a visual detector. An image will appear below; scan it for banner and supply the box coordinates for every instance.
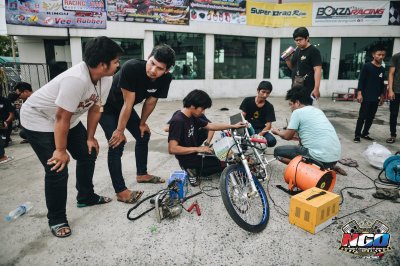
[312,1,390,26]
[190,0,246,25]
[106,0,190,25]
[5,0,107,28]
[246,1,312,27]
[389,1,400,25]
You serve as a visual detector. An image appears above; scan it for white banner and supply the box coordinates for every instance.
[312,1,390,26]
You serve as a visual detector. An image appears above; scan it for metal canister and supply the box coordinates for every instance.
[281,46,296,60]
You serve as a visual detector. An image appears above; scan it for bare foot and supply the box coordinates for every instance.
[116,189,132,202]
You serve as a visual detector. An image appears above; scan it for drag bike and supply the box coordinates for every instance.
[218,114,275,233]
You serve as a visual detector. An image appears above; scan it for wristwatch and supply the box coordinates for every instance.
[204,141,210,147]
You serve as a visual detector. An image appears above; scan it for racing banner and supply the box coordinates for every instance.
[389,1,400,25]
[190,0,246,25]
[5,0,107,28]
[312,1,390,26]
[246,1,312,27]
[106,0,190,25]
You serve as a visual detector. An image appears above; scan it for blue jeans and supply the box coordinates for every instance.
[254,128,277,147]
[100,110,150,193]
[24,122,99,226]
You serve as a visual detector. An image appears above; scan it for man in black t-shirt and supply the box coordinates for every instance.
[239,81,277,147]
[284,27,322,99]
[353,46,386,143]
[168,90,245,186]
[0,90,15,147]
[100,44,175,203]
[164,110,214,147]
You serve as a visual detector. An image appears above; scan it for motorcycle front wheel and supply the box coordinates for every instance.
[220,164,269,233]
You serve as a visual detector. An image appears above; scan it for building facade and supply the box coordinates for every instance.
[5,0,400,99]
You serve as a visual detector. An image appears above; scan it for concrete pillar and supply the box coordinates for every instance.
[205,34,214,80]
[70,37,82,66]
[143,31,154,59]
[256,37,265,80]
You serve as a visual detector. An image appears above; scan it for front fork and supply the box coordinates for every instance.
[241,154,258,197]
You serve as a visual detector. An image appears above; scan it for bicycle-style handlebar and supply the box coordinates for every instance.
[249,138,267,144]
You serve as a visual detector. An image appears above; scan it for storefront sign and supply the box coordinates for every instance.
[312,1,390,26]
[246,1,312,27]
[190,0,246,25]
[107,0,190,25]
[62,0,105,12]
[5,0,107,28]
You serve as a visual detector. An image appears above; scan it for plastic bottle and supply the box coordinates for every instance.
[4,202,33,221]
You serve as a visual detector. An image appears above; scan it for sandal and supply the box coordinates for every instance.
[186,169,200,187]
[137,175,165,184]
[117,190,144,204]
[338,158,359,168]
[0,156,14,165]
[77,195,112,208]
[50,223,71,238]
[333,165,348,176]
[386,137,396,144]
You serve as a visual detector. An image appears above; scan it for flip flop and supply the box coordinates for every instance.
[333,165,348,176]
[50,223,71,238]
[77,195,112,208]
[0,156,14,165]
[338,158,359,168]
[117,190,144,204]
[386,137,396,144]
[137,175,165,184]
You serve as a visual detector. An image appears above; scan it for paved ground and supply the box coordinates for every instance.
[0,97,399,266]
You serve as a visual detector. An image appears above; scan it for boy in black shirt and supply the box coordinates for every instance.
[100,44,175,203]
[354,46,386,143]
[0,91,15,147]
[168,90,245,186]
[239,81,277,147]
[285,27,322,99]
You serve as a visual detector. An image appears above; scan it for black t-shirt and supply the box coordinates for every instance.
[167,110,210,124]
[357,62,385,102]
[239,97,276,130]
[168,111,208,166]
[0,96,14,122]
[104,59,172,114]
[290,45,322,92]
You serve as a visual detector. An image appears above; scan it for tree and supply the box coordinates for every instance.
[0,36,18,57]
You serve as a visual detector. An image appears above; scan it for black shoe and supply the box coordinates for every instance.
[353,137,360,143]
[361,135,374,141]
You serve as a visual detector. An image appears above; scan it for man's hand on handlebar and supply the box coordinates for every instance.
[232,122,246,129]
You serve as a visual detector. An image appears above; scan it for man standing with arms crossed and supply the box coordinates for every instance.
[100,44,175,204]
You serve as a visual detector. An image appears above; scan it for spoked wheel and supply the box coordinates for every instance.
[220,164,269,233]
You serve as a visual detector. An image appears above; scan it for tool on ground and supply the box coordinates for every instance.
[186,200,201,216]
[127,170,202,223]
[289,187,340,234]
[379,154,400,184]
[284,156,336,192]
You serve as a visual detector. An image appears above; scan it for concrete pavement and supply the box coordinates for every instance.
[0,97,399,266]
